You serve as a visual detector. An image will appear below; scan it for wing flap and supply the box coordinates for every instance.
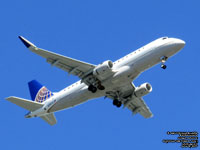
[126,97,153,118]
[40,113,57,125]
[6,96,43,111]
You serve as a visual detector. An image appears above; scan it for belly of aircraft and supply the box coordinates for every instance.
[48,87,105,112]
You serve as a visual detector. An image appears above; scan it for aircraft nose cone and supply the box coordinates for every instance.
[176,39,185,49]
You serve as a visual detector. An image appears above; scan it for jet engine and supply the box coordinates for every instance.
[93,60,113,77]
[134,83,152,97]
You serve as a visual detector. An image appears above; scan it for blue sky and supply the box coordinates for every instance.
[1,0,199,149]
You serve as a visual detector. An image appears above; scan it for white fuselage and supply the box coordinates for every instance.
[30,37,185,117]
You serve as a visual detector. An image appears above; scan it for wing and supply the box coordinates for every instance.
[18,36,96,78]
[124,96,153,118]
[106,83,153,118]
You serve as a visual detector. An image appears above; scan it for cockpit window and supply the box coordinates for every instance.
[162,37,168,40]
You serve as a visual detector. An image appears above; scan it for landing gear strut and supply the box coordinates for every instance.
[113,99,122,108]
[161,56,168,69]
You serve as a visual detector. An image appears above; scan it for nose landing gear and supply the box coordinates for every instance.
[161,64,167,69]
[161,56,168,69]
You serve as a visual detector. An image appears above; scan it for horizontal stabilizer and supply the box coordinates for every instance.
[40,113,57,125]
[6,96,43,111]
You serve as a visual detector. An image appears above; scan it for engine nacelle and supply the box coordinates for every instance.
[93,60,113,76]
[134,83,152,97]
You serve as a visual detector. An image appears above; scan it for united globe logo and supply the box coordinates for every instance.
[34,86,53,103]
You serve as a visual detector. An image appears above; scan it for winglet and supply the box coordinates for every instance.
[18,36,36,48]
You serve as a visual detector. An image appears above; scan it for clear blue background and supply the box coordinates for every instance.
[1,0,199,150]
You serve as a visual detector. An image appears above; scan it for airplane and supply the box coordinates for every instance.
[6,36,185,125]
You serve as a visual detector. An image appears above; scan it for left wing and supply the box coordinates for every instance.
[18,36,96,78]
[106,83,153,118]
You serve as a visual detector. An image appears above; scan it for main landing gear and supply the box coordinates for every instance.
[97,84,105,90]
[109,91,123,108]
[113,99,122,108]
[88,85,97,93]
[161,56,168,69]
[88,84,105,93]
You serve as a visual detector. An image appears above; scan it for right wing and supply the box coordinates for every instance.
[18,36,96,78]
[106,82,153,118]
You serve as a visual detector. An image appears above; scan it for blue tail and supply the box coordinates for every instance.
[28,80,53,103]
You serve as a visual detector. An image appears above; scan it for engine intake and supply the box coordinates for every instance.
[134,83,152,97]
[93,60,113,76]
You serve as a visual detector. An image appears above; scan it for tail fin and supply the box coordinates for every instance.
[28,80,53,103]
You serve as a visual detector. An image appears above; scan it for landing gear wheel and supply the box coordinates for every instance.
[161,64,167,69]
[113,99,122,108]
[97,85,105,90]
[116,101,122,108]
[91,87,97,93]
[160,56,168,70]
[88,85,93,91]
[88,85,97,93]
[113,99,118,106]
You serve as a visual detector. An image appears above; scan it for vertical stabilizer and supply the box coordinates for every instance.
[28,80,53,103]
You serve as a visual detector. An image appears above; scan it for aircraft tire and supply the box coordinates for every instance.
[91,87,97,93]
[116,101,122,108]
[88,85,97,93]
[113,99,118,106]
[113,99,122,108]
[161,64,167,69]
[97,85,105,90]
